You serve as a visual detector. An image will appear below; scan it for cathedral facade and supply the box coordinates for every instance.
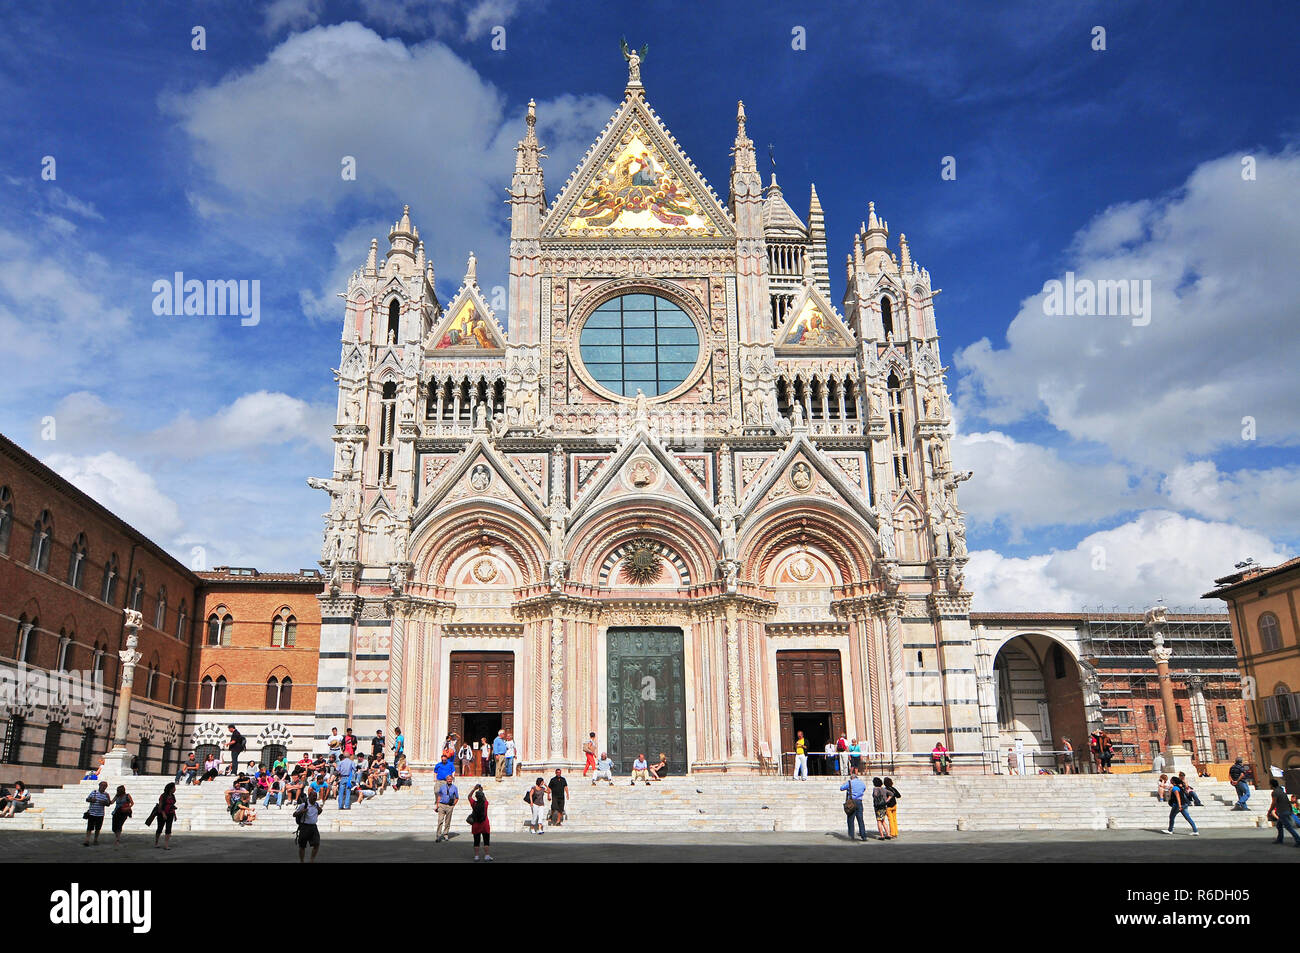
[309,60,981,774]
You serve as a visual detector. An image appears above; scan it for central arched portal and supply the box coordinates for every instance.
[606,627,687,775]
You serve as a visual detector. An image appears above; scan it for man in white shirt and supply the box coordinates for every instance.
[592,753,614,785]
[326,728,342,757]
[631,753,650,786]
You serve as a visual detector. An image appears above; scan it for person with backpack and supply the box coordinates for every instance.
[870,777,892,840]
[1229,758,1251,810]
[142,782,178,850]
[883,777,902,838]
[83,781,111,847]
[294,788,323,862]
[583,732,598,777]
[525,776,550,833]
[836,734,849,776]
[1163,775,1199,836]
[1268,779,1300,847]
[840,767,867,841]
[467,784,492,862]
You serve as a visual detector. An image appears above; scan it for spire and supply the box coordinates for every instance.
[731,99,756,174]
[387,204,418,265]
[862,200,890,273]
[365,237,378,276]
[899,233,912,273]
[415,240,425,272]
[515,98,543,174]
[807,183,830,299]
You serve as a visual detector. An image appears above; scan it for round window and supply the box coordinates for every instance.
[578,293,700,398]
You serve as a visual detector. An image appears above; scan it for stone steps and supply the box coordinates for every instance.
[3,774,1264,835]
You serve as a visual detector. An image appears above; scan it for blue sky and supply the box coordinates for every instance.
[2,0,1298,609]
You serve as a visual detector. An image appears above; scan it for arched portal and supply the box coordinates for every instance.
[992,634,1088,773]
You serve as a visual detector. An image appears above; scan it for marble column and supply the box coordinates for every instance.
[101,610,142,777]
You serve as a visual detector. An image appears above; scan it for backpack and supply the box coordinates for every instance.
[872,787,888,809]
[1167,786,1180,806]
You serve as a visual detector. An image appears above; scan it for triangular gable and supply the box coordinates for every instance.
[774,283,855,352]
[740,433,878,530]
[430,284,506,352]
[413,437,547,526]
[544,94,734,240]
[568,428,716,528]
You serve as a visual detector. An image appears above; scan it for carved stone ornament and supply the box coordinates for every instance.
[621,539,663,586]
[470,464,491,491]
[790,461,813,491]
[473,558,499,583]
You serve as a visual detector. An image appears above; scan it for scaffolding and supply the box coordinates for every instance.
[1081,608,1239,763]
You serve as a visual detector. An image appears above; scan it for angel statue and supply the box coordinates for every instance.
[621,37,648,85]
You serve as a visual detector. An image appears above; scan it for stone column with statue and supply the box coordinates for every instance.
[1145,605,1196,775]
[100,609,143,778]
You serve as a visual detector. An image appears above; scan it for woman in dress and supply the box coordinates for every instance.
[153,782,178,850]
[468,784,492,862]
[649,752,668,781]
[110,784,133,847]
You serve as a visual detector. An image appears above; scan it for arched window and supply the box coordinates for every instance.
[1259,612,1282,652]
[29,509,53,572]
[15,615,37,665]
[279,676,293,709]
[176,601,188,641]
[880,296,894,338]
[265,676,280,709]
[387,298,401,343]
[129,570,145,612]
[207,611,233,646]
[1277,684,1294,721]
[887,372,910,485]
[200,675,227,710]
[67,533,88,589]
[168,670,179,707]
[145,661,159,701]
[42,721,62,767]
[0,486,12,555]
[271,610,297,648]
[154,586,167,630]
[1051,643,1067,679]
[101,553,119,604]
[378,381,397,483]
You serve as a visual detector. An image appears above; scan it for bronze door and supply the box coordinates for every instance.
[607,628,687,775]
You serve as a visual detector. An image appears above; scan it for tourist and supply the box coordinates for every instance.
[109,784,134,847]
[1268,779,1300,847]
[840,767,867,841]
[83,780,111,846]
[1156,773,1171,801]
[1177,772,1203,807]
[480,737,492,778]
[493,730,509,782]
[1060,737,1074,774]
[337,751,356,810]
[631,753,650,785]
[435,772,459,842]
[823,740,837,777]
[294,788,323,862]
[326,727,342,757]
[1089,729,1103,773]
[931,741,951,775]
[201,752,219,783]
[526,776,549,833]
[1163,776,1199,835]
[343,727,358,759]
[883,777,901,838]
[836,733,850,776]
[176,752,199,785]
[392,727,405,762]
[849,738,862,773]
[435,752,456,783]
[468,784,492,861]
[583,732,598,776]
[871,777,891,840]
[1100,733,1114,773]
[371,729,385,759]
[226,724,246,776]
[592,752,614,785]
[649,752,667,781]
[793,730,808,780]
[394,756,412,791]
[505,732,517,777]
[150,782,178,850]
[1007,747,1018,776]
[548,768,569,826]
[0,781,29,818]
[1229,758,1251,810]
[459,739,475,777]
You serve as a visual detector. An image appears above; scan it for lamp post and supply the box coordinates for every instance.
[100,609,142,778]
[1145,605,1195,775]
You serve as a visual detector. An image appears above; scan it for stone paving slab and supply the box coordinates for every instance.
[2,827,1296,863]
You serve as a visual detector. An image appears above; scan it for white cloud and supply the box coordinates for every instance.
[263,0,324,34]
[165,24,615,300]
[953,429,1149,536]
[954,150,1300,467]
[44,451,185,542]
[149,391,334,455]
[1160,460,1300,541]
[966,510,1288,611]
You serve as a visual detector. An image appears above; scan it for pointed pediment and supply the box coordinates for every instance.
[429,283,506,352]
[741,433,878,530]
[544,94,734,240]
[414,438,547,526]
[774,283,855,352]
[568,429,716,528]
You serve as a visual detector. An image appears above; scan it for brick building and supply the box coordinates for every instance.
[1204,557,1300,777]
[187,566,322,767]
[970,611,1251,772]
